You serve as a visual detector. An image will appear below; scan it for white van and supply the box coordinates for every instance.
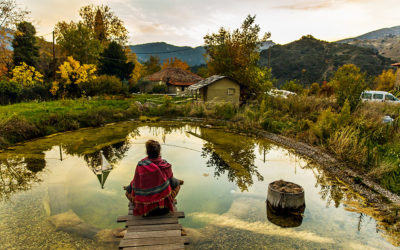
[360,91,400,103]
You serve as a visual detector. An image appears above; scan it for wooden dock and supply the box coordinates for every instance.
[117,202,188,249]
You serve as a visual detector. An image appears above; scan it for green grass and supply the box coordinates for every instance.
[0,95,192,148]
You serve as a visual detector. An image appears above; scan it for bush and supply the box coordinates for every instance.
[81,75,125,96]
[152,83,168,94]
[0,78,22,105]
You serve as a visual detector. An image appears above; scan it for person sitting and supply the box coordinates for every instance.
[125,140,183,216]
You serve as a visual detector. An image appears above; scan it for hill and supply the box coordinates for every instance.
[337,26,400,62]
[260,36,394,85]
[337,25,400,43]
[129,42,206,66]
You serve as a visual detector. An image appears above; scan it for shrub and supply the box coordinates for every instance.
[152,83,168,94]
[82,75,125,96]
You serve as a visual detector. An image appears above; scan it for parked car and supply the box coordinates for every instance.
[267,89,296,99]
[360,91,400,103]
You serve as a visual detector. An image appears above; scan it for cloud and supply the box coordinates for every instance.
[275,0,377,10]
[190,212,335,244]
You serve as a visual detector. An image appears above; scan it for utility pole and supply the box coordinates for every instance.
[52,31,56,81]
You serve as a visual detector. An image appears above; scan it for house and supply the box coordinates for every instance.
[188,75,241,104]
[145,67,203,95]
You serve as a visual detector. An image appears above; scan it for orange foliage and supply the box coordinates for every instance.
[161,57,190,71]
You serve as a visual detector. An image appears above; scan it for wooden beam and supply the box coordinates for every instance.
[117,212,185,222]
[119,236,189,248]
[127,224,182,232]
[125,217,178,226]
[122,243,184,250]
[124,230,181,239]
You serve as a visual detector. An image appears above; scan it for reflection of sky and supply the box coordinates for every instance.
[0,124,396,249]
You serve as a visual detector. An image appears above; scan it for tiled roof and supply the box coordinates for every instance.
[188,75,239,90]
[146,67,203,86]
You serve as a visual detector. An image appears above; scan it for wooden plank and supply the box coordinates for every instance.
[119,236,189,248]
[125,217,178,226]
[124,230,181,239]
[122,243,184,250]
[127,224,182,232]
[117,211,184,222]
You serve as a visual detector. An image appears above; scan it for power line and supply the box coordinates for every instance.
[132,47,196,55]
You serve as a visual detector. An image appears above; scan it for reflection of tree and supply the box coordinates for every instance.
[0,156,42,201]
[199,129,264,191]
[84,140,130,169]
[306,163,400,246]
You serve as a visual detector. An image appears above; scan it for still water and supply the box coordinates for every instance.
[0,121,398,249]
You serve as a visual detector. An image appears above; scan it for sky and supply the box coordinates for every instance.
[19,0,400,47]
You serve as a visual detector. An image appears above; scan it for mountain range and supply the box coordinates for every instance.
[129,41,275,67]
[337,26,400,62]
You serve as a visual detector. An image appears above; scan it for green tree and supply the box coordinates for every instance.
[79,4,128,44]
[12,21,39,67]
[143,55,161,75]
[55,22,102,64]
[204,15,271,101]
[94,9,106,42]
[330,64,366,111]
[98,41,134,80]
[281,79,303,94]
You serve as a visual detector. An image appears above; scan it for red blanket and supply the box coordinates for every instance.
[130,157,174,216]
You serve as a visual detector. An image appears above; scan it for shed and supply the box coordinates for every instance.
[145,68,203,95]
[188,75,241,104]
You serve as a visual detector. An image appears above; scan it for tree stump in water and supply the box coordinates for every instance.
[266,180,305,228]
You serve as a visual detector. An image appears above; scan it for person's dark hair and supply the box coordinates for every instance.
[146,140,161,159]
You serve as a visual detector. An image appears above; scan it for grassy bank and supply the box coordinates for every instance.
[1,94,400,196]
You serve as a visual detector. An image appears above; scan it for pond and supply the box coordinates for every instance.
[0,121,398,249]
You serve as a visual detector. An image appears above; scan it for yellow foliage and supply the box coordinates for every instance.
[161,57,190,71]
[11,62,43,86]
[50,81,59,96]
[57,56,97,85]
[376,69,396,91]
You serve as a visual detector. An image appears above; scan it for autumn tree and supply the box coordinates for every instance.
[204,15,271,100]
[98,41,134,80]
[161,57,190,71]
[0,0,29,74]
[55,22,102,64]
[126,49,146,89]
[51,56,96,97]
[11,62,43,86]
[79,4,128,44]
[330,64,366,111]
[12,21,39,67]
[375,69,396,91]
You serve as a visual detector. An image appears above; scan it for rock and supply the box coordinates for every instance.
[95,228,124,243]
[48,210,99,239]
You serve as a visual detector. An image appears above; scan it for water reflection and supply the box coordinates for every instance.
[196,129,265,191]
[0,122,400,249]
[0,156,42,200]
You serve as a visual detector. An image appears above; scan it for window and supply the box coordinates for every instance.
[361,93,372,99]
[385,94,396,101]
[227,88,235,96]
[373,93,383,100]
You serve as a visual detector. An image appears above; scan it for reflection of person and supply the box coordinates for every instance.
[125,140,183,216]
